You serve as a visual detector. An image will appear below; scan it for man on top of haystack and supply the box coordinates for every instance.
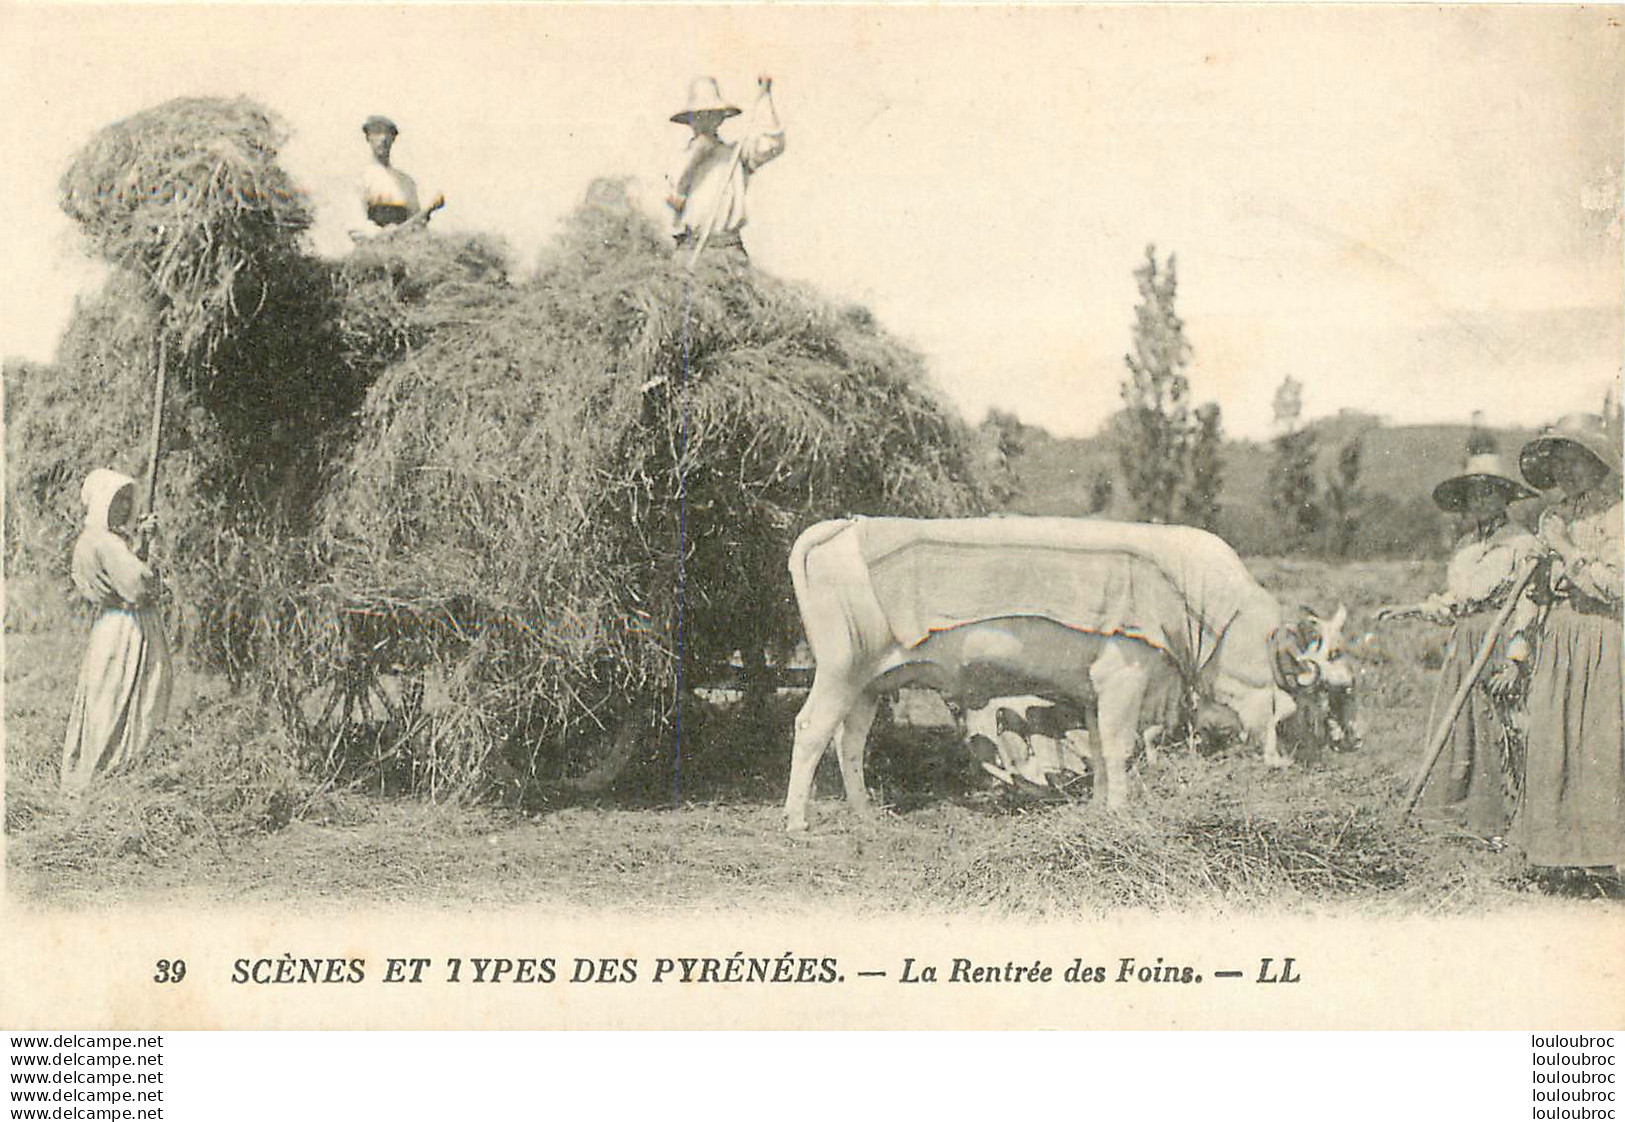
[353,114,445,241]
[666,75,784,263]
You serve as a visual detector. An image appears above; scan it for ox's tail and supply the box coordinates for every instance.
[787,518,858,636]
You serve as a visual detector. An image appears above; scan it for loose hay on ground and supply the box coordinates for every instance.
[920,801,1447,914]
[7,681,330,884]
[917,743,1529,916]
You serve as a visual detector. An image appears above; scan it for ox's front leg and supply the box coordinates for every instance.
[833,690,880,822]
[1259,690,1296,768]
[785,676,857,833]
[1216,678,1295,769]
[1250,689,1296,769]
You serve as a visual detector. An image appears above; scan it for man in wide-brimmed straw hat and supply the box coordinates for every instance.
[1509,412,1623,883]
[666,75,785,260]
[353,114,445,241]
[1377,442,1542,840]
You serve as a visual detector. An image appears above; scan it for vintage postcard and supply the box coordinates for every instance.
[2,3,1622,1030]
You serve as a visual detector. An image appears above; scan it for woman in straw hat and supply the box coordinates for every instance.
[60,469,173,796]
[1377,448,1541,839]
[1512,413,1623,878]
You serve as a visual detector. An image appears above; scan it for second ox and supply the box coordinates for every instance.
[784,516,1352,832]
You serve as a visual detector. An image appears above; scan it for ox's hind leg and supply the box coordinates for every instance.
[833,690,880,822]
[1091,644,1154,812]
[785,674,858,833]
[1083,724,1106,802]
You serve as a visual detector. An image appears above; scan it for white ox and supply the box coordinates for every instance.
[784,516,1350,832]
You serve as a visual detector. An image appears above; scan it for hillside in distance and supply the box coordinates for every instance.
[1001,413,1543,558]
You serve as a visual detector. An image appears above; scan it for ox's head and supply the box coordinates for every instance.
[1271,605,1359,752]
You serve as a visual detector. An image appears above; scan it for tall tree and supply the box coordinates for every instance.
[1323,435,1365,558]
[1268,375,1321,551]
[1116,246,1193,523]
[1466,409,1497,456]
[977,407,1028,507]
[1179,401,1225,532]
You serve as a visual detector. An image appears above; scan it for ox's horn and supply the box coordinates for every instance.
[1271,627,1301,689]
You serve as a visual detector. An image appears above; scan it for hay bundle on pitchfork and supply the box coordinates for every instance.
[57,95,316,553]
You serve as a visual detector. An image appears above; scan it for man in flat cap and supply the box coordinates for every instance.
[353,115,444,241]
[666,75,784,262]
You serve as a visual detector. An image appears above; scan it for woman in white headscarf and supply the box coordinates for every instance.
[60,469,173,795]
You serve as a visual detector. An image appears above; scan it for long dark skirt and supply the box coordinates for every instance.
[1512,601,1624,869]
[1418,611,1520,838]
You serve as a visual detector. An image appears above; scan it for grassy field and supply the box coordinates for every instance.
[4,560,1611,914]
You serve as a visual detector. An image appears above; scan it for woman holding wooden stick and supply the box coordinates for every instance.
[1377,448,1540,839]
[1511,414,1623,881]
[59,469,173,797]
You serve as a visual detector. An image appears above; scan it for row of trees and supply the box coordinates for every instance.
[1267,375,1370,558]
[1084,245,1423,556]
[989,244,1619,557]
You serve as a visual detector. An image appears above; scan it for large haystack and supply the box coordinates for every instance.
[300,180,989,795]
[15,93,990,803]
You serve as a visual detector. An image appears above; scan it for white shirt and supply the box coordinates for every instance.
[1422,518,1542,659]
[360,160,421,222]
[667,128,786,239]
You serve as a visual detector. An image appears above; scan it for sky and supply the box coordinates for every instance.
[2,3,1621,440]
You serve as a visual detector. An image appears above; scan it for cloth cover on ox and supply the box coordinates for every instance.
[854,517,1281,689]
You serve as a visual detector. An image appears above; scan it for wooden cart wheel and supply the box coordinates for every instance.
[286,660,428,773]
